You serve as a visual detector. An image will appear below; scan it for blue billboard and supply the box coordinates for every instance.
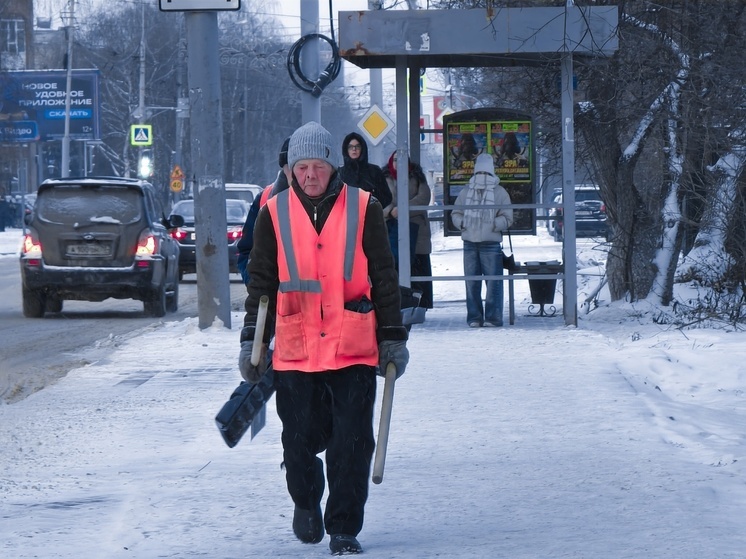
[0,70,100,142]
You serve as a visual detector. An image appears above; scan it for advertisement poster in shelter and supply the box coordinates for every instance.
[446,122,488,182]
[443,109,535,236]
[490,121,531,182]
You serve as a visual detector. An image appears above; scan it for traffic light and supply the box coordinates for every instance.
[138,149,153,178]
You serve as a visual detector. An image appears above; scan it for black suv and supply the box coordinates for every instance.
[19,177,184,318]
[552,184,609,242]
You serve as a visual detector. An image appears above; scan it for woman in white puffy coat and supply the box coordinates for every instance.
[451,153,513,327]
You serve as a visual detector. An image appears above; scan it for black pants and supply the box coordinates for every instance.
[275,365,377,536]
[412,253,433,308]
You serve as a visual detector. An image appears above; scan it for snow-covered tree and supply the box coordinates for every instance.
[430,0,746,323]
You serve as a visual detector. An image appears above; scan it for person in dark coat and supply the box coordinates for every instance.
[0,194,10,231]
[236,137,291,285]
[238,122,409,556]
[382,152,434,309]
[338,132,392,211]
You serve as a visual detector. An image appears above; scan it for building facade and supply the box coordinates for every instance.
[1,0,35,200]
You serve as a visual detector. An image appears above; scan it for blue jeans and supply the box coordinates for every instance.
[463,240,503,325]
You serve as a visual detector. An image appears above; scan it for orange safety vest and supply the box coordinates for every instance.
[266,185,378,372]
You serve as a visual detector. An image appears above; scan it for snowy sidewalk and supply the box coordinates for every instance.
[2,297,745,558]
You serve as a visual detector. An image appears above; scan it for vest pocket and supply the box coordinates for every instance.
[337,310,378,357]
[275,313,308,362]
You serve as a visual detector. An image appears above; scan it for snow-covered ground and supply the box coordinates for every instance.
[1,226,745,558]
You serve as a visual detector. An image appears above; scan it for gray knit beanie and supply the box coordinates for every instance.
[287,121,337,170]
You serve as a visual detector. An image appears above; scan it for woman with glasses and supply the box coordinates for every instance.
[338,133,392,210]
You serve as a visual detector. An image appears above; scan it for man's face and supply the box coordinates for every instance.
[293,160,334,198]
[347,140,362,160]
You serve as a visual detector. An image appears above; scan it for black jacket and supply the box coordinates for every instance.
[236,171,290,285]
[338,133,393,210]
[242,172,407,347]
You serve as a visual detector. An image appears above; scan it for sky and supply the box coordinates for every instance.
[2,224,746,558]
[36,0,402,96]
[36,0,369,32]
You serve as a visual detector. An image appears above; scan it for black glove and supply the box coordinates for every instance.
[238,341,267,383]
[378,340,408,379]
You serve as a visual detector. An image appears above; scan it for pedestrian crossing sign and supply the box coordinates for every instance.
[130,124,153,146]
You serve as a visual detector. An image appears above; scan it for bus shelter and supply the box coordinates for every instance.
[338,6,618,326]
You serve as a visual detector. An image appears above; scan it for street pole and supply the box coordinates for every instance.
[368,0,384,166]
[300,0,320,124]
[137,1,146,178]
[561,1,578,327]
[173,36,188,202]
[138,1,146,124]
[60,0,75,178]
[185,11,231,329]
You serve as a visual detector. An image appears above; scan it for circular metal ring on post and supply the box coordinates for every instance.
[286,34,341,98]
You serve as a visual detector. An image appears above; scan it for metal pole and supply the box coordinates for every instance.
[408,65,421,164]
[185,11,231,329]
[138,1,146,124]
[368,0,384,166]
[300,0,320,123]
[395,56,411,288]
[560,52,577,326]
[173,37,187,202]
[136,1,147,175]
[60,0,75,178]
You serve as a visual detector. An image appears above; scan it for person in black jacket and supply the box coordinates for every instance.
[236,137,291,285]
[338,132,392,211]
[238,121,409,556]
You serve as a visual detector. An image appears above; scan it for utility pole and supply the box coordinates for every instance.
[173,39,188,201]
[134,1,147,179]
[562,0,578,326]
[185,11,231,329]
[60,0,75,178]
[368,0,384,166]
[300,0,320,123]
[138,1,146,125]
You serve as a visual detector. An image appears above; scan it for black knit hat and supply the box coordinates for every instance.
[278,137,290,168]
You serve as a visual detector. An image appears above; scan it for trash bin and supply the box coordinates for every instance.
[524,261,562,317]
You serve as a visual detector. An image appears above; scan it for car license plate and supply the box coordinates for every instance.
[189,232,196,241]
[66,243,111,256]
[576,210,592,217]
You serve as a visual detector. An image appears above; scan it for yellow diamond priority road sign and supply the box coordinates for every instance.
[357,104,394,147]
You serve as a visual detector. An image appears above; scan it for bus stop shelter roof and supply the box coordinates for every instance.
[338,7,618,69]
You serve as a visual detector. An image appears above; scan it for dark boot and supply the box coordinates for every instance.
[329,534,362,555]
[293,504,324,544]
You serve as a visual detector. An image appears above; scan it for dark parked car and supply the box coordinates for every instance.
[169,198,250,280]
[552,184,609,242]
[19,177,184,318]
